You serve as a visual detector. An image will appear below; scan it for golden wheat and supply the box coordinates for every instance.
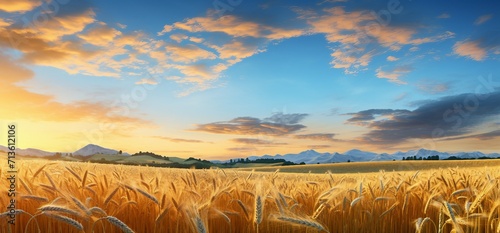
[1,159,499,233]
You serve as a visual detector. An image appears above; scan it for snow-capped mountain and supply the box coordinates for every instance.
[73,144,128,156]
[0,145,54,156]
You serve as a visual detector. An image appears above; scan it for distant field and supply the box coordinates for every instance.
[1,159,500,233]
[235,159,500,173]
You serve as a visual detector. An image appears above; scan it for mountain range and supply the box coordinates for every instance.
[0,144,129,157]
[239,148,500,164]
[0,144,498,164]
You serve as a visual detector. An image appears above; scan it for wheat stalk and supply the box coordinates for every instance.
[104,216,135,233]
[21,195,49,202]
[468,184,493,213]
[277,216,329,232]
[39,205,80,217]
[237,200,250,220]
[136,188,159,205]
[45,213,83,231]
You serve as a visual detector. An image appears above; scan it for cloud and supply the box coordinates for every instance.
[453,31,500,61]
[193,113,308,136]
[153,136,204,143]
[12,9,96,42]
[170,33,188,43]
[213,40,263,63]
[162,14,303,40]
[307,145,332,149]
[346,90,500,145]
[453,40,486,61]
[346,109,410,124]
[231,138,287,145]
[416,81,450,94]
[474,14,493,25]
[77,22,122,46]
[440,130,500,141]
[226,147,256,152]
[165,44,217,63]
[294,133,337,141]
[0,0,42,12]
[437,13,450,19]
[375,65,412,84]
[327,108,340,116]
[0,9,155,78]
[303,7,455,73]
[135,78,159,85]
[158,25,173,36]
[189,37,204,43]
[393,92,408,102]
[386,56,399,61]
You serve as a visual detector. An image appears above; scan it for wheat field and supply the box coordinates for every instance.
[1,159,499,233]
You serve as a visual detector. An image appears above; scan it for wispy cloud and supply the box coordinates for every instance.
[474,14,493,25]
[160,14,303,40]
[153,136,205,143]
[437,13,450,19]
[416,81,451,94]
[231,138,287,145]
[440,130,500,141]
[375,65,413,84]
[135,78,159,85]
[294,133,338,142]
[307,145,332,149]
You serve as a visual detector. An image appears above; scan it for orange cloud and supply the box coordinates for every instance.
[304,7,455,73]
[375,66,412,84]
[161,14,303,40]
[11,9,96,42]
[214,40,262,63]
[165,44,217,63]
[453,40,486,61]
[77,22,122,46]
[387,56,398,61]
[135,78,159,85]
[0,0,42,13]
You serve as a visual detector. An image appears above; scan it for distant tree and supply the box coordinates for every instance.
[347,160,351,163]
[118,150,122,155]
[245,158,250,163]
[300,162,306,165]
[230,159,233,163]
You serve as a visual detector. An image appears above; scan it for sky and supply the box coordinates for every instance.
[0,0,499,159]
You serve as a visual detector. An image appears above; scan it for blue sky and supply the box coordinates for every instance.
[1,0,499,159]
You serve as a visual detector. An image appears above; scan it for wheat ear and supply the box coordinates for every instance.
[105,216,135,233]
[277,216,329,232]
[45,213,83,231]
